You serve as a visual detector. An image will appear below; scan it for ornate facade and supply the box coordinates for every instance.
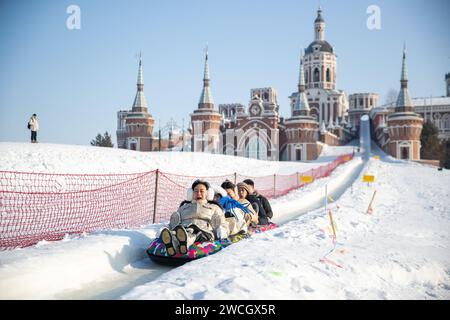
[348,93,379,132]
[290,7,348,127]
[191,7,352,162]
[116,7,445,164]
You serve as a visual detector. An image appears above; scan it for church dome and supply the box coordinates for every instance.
[305,40,334,54]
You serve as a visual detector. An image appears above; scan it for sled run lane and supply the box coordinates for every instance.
[0,156,364,300]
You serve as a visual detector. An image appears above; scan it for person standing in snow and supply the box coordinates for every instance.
[243,179,273,224]
[28,114,39,143]
[158,180,230,256]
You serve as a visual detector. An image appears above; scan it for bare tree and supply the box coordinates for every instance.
[384,88,398,105]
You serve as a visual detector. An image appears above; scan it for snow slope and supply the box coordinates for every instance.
[0,142,349,175]
[122,157,450,300]
[1,142,449,300]
[0,147,360,299]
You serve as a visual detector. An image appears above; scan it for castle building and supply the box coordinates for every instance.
[190,49,223,154]
[371,91,450,143]
[371,57,450,159]
[115,7,353,159]
[116,56,155,151]
[116,7,447,164]
[188,7,352,162]
[348,93,379,132]
[218,87,280,161]
[290,7,348,127]
[385,46,423,160]
[283,52,320,161]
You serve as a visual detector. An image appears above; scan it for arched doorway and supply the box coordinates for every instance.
[295,144,303,161]
[399,142,410,160]
[245,135,267,160]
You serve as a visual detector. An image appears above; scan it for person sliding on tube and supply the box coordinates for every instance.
[240,180,272,226]
[158,180,229,257]
[214,182,254,235]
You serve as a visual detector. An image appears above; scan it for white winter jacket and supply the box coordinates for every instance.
[29,117,39,131]
[169,199,229,240]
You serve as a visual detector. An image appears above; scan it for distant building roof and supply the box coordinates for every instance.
[305,40,334,54]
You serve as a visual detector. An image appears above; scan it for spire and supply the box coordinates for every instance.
[395,44,414,113]
[327,113,334,129]
[315,6,324,23]
[203,46,210,81]
[314,6,325,41]
[320,120,327,133]
[198,46,214,109]
[132,53,149,112]
[298,49,306,91]
[137,52,144,87]
[293,50,310,117]
[400,43,408,82]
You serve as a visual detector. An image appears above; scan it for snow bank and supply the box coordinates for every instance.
[0,142,346,176]
[0,227,161,299]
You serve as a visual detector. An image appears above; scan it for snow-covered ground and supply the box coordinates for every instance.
[0,142,353,175]
[0,142,449,300]
[122,156,450,300]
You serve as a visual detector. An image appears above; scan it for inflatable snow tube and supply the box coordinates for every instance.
[147,223,278,266]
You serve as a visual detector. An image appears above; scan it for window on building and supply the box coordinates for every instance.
[326,68,331,82]
[246,135,267,160]
[314,68,320,82]
[442,115,450,130]
[400,146,409,160]
[296,147,302,161]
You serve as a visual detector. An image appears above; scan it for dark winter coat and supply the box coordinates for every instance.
[246,194,269,225]
[255,193,273,219]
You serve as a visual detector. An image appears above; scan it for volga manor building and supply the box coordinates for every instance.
[117,8,450,162]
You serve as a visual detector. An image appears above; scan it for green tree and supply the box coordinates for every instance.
[420,121,442,160]
[90,131,114,147]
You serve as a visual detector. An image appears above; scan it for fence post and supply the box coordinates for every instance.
[152,169,159,224]
[296,172,299,188]
[273,174,276,198]
[234,172,237,185]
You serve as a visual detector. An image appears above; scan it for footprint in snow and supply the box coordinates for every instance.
[303,285,314,293]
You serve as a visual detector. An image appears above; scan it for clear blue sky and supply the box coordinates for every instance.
[0,0,449,146]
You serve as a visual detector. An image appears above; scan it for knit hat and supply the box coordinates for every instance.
[242,179,254,187]
[236,182,251,195]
